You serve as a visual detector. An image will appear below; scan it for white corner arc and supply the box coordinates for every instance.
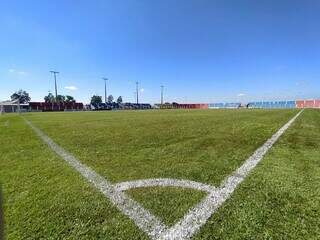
[24,110,303,240]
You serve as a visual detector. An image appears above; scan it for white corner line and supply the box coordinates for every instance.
[23,117,168,240]
[22,109,303,240]
[158,110,303,240]
[114,178,216,193]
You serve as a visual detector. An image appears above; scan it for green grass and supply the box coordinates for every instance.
[194,109,320,239]
[22,109,297,185]
[0,115,148,239]
[128,187,206,226]
[1,109,319,239]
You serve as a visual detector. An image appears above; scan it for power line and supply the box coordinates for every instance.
[50,71,59,100]
[102,78,108,104]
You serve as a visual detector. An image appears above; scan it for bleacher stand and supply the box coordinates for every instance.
[208,103,240,109]
[248,101,296,109]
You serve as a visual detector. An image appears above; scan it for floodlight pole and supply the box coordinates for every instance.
[50,71,59,99]
[161,85,164,105]
[17,99,21,115]
[103,78,108,104]
[136,81,139,104]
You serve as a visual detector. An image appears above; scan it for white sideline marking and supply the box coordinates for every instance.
[24,118,167,239]
[24,110,302,240]
[158,110,303,239]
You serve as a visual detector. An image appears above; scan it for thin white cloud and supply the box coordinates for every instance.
[18,71,28,76]
[65,86,78,91]
[237,93,246,97]
[295,80,309,86]
[8,69,28,76]
[140,88,144,93]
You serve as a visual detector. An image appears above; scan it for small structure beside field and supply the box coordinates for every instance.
[0,100,84,113]
[0,100,29,113]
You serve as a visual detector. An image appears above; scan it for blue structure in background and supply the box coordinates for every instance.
[247,101,296,109]
[208,101,296,109]
[208,103,241,109]
[92,102,152,110]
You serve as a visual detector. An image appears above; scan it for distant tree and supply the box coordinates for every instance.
[65,95,75,103]
[55,95,65,103]
[10,90,31,103]
[116,96,123,104]
[44,93,55,103]
[107,95,114,103]
[91,95,102,107]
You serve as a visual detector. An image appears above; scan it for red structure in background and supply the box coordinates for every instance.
[296,100,304,108]
[176,104,208,109]
[161,100,320,110]
[29,102,84,111]
[199,104,209,109]
[296,100,320,108]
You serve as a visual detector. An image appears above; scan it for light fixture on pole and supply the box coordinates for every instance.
[102,78,108,104]
[50,71,59,100]
[136,81,139,104]
[161,85,164,105]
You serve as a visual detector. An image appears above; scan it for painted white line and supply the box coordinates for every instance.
[158,110,303,239]
[23,118,167,240]
[23,110,303,240]
[114,178,216,193]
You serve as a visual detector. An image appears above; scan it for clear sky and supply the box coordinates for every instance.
[1,0,320,104]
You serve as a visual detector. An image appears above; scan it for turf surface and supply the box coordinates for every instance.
[1,109,319,239]
[22,109,297,185]
[0,115,148,239]
[128,187,206,226]
[194,109,320,239]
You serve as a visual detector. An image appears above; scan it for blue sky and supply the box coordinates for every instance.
[1,0,320,104]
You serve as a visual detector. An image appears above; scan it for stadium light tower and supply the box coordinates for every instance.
[136,81,139,104]
[50,71,59,99]
[103,78,108,104]
[161,85,164,105]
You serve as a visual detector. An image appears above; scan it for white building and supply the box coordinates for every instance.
[0,100,29,113]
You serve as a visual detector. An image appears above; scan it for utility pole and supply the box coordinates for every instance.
[136,81,139,104]
[103,78,108,104]
[50,71,59,100]
[161,85,164,105]
[17,97,21,115]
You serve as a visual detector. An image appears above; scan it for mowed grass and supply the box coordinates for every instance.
[1,108,318,239]
[194,109,320,239]
[128,187,206,226]
[0,115,148,239]
[18,109,298,227]
[23,109,297,186]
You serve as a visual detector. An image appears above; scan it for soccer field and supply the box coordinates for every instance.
[1,109,319,239]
